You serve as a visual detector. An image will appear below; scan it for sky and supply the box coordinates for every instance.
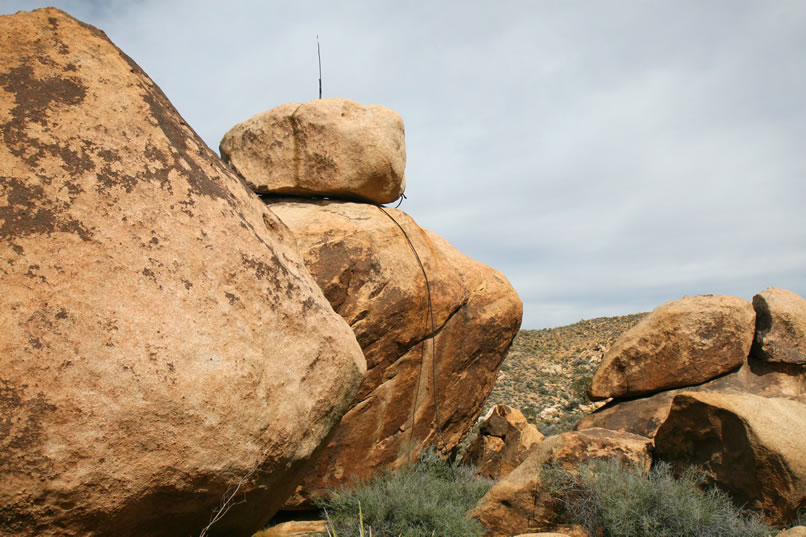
[4,1,805,329]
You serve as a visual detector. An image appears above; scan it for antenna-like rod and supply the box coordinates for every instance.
[317,35,322,99]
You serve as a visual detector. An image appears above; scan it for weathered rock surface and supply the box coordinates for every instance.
[577,357,806,438]
[778,527,806,537]
[654,392,806,524]
[220,98,406,204]
[469,428,651,537]
[461,404,544,479]
[589,295,755,400]
[254,520,328,537]
[752,288,806,365]
[0,9,366,537]
[265,199,523,505]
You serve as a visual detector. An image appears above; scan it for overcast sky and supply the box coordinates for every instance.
[5,1,805,328]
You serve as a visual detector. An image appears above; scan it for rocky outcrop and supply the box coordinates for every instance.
[779,528,806,537]
[220,98,406,204]
[654,392,806,524]
[461,405,544,479]
[263,199,522,505]
[589,295,755,400]
[0,9,366,537]
[752,287,806,365]
[469,428,651,537]
[577,356,806,438]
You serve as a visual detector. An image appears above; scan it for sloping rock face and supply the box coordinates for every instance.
[0,9,365,537]
[469,428,651,537]
[220,98,406,204]
[461,404,544,479]
[589,295,755,400]
[577,357,806,438]
[265,199,522,505]
[655,392,806,524]
[752,287,806,365]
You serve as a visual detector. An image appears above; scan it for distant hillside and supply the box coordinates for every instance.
[483,313,648,436]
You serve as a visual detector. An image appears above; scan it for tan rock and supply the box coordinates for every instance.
[253,520,328,537]
[265,199,523,506]
[469,428,651,537]
[589,295,755,400]
[220,98,406,204]
[778,527,806,537]
[752,287,806,364]
[0,9,365,537]
[462,405,544,479]
[577,356,806,437]
[654,392,806,524]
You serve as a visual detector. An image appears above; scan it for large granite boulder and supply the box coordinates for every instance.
[589,295,755,400]
[264,199,523,505]
[469,428,652,537]
[751,287,806,365]
[461,404,544,479]
[655,392,806,525]
[220,98,406,204]
[0,9,366,537]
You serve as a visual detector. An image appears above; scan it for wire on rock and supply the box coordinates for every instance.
[376,204,452,477]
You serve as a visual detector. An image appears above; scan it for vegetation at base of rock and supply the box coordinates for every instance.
[541,458,773,537]
[485,313,647,435]
[316,450,493,537]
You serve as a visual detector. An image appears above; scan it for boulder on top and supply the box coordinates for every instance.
[751,288,806,365]
[264,199,523,506]
[469,428,651,537]
[589,295,755,400]
[220,98,406,204]
[654,392,806,525]
[0,8,365,537]
[461,404,544,479]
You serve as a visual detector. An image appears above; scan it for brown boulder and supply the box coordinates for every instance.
[461,405,544,479]
[265,199,523,505]
[752,287,806,364]
[220,98,406,204]
[0,9,365,537]
[469,428,652,537]
[778,528,806,537]
[654,392,806,524]
[589,295,755,400]
[577,356,806,438]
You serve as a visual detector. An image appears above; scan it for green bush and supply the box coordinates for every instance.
[541,458,772,537]
[317,449,494,537]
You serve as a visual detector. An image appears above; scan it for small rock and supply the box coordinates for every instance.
[751,287,806,364]
[461,405,544,479]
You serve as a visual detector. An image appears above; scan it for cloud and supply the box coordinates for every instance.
[3,1,805,328]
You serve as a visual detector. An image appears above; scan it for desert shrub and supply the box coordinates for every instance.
[317,449,493,537]
[541,458,772,537]
[570,374,593,401]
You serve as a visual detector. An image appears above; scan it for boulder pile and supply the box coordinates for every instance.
[472,289,806,536]
[220,100,523,506]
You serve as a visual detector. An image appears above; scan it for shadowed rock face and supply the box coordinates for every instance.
[752,287,806,365]
[654,392,806,525]
[589,295,755,400]
[0,9,365,537]
[461,404,544,479]
[265,199,523,506]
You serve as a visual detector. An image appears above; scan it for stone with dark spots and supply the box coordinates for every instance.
[1,8,365,537]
